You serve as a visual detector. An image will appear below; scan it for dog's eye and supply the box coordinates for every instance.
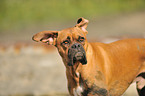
[79,37,85,42]
[63,40,69,45]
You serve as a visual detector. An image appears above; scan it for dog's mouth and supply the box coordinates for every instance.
[74,52,87,63]
[68,52,87,66]
[68,44,87,66]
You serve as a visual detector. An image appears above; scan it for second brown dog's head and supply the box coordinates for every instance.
[32,18,89,66]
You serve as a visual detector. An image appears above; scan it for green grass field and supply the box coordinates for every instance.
[0,0,145,33]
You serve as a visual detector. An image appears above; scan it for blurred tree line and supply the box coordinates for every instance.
[0,0,145,33]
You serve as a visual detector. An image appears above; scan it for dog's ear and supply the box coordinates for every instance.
[76,17,89,33]
[32,31,58,46]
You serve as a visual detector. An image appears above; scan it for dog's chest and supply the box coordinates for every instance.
[73,73,85,96]
[73,86,84,96]
[73,77,109,96]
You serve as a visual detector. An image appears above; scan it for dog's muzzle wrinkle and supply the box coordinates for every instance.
[68,43,87,66]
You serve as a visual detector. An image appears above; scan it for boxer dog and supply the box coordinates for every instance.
[32,18,145,96]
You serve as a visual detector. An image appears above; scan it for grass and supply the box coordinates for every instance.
[0,0,145,33]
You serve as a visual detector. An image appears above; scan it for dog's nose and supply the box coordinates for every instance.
[71,43,81,49]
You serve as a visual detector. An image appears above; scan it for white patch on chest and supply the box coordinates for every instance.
[76,72,79,77]
[73,86,84,96]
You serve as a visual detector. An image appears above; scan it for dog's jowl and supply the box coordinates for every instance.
[32,18,145,96]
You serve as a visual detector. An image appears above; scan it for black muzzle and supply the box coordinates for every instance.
[68,43,87,66]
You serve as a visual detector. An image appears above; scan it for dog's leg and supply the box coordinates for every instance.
[136,73,145,96]
[137,86,145,96]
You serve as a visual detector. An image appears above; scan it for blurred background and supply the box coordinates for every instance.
[0,0,145,96]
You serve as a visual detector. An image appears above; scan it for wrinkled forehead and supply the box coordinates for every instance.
[58,27,86,41]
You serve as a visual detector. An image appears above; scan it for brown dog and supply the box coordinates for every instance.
[32,18,145,96]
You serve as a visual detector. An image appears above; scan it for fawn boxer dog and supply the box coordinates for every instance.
[32,18,145,96]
